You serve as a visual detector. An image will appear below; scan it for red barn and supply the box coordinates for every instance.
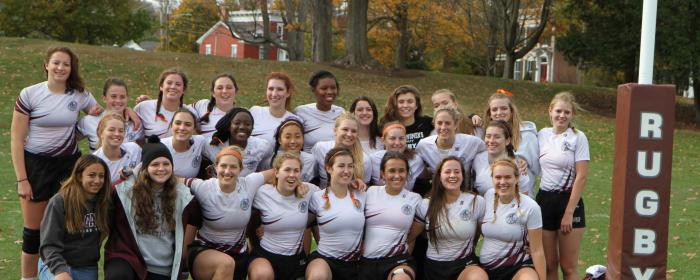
[196,10,288,61]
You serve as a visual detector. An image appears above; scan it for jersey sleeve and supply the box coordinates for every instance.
[308,191,321,215]
[244,172,266,195]
[526,200,543,230]
[414,199,429,224]
[253,186,270,211]
[80,92,98,114]
[370,152,382,185]
[15,87,33,115]
[518,171,532,195]
[517,130,541,176]
[575,132,590,162]
[184,178,206,195]
[475,195,486,223]
[76,116,89,136]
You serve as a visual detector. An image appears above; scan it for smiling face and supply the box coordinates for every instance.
[147,157,173,186]
[101,119,126,148]
[431,93,455,109]
[489,98,512,122]
[549,101,574,133]
[484,126,509,156]
[434,111,457,140]
[45,51,71,84]
[213,77,237,107]
[275,158,302,195]
[171,111,195,142]
[216,154,241,187]
[440,160,463,193]
[396,93,417,121]
[160,74,185,102]
[492,164,518,198]
[382,158,408,192]
[353,100,374,126]
[266,78,289,109]
[326,154,354,186]
[229,113,253,145]
[382,127,407,152]
[81,163,106,198]
[313,77,338,108]
[279,123,303,152]
[334,119,359,148]
[103,85,128,113]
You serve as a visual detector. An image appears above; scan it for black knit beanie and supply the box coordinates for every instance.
[142,135,173,167]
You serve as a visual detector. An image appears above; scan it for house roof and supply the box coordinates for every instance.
[122,40,145,51]
[196,21,232,45]
[196,20,283,45]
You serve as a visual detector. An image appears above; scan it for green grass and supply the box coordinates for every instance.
[0,37,698,279]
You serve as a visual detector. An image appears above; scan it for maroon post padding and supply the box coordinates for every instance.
[607,84,675,280]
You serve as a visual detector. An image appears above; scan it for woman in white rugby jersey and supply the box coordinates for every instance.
[249,72,299,143]
[248,152,319,280]
[537,92,589,280]
[349,96,383,154]
[191,73,238,138]
[205,107,274,177]
[484,89,540,198]
[294,70,345,151]
[11,46,102,278]
[269,117,317,182]
[92,113,142,185]
[430,89,481,137]
[370,122,425,191]
[412,156,487,280]
[416,107,485,178]
[134,68,190,138]
[480,159,545,280]
[311,112,372,188]
[473,120,531,196]
[161,108,208,178]
[78,78,143,151]
[360,151,422,280]
[306,147,367,280]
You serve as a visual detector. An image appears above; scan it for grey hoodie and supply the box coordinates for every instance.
[515,121,540,196]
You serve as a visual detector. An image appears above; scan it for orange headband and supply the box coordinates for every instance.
[382,123,406,137]
[216,149,243,162]
[496,88,514,97]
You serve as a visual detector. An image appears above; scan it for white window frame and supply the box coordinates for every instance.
[231,44,238,58]
[205,44,212,55]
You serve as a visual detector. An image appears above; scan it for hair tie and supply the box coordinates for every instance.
[216,149,243,162]
[496,88,514,97]
[382,123,406,137]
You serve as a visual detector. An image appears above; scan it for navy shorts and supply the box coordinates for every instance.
[308,251,358,280]
[251,245,307,280]
[359,254,416,280]
[536,190,586,231]
[423,254,479,280]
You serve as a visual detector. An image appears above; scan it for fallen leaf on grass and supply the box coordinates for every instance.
[673,236,680,241]
[684,252,696,259]
[13,240,22,245]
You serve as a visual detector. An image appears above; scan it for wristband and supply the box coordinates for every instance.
[16,178,28,183]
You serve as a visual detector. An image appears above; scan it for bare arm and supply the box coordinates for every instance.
[527,228,546,280]
[11,111,31,199]
[407,221,424,253]
[561,161,587,233]
[124,107,142,130]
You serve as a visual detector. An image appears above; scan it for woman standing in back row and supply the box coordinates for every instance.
[379,85,433,150]
[191,73,238,138]
[134,68,190,138]
[250,72,299,143]
[295,70,345,151]
[12,46,102,279]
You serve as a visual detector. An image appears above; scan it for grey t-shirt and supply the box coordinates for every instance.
[135,188,175,276]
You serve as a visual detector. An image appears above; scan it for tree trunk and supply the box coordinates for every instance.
[337,0,380,68]
[284,0,307,61]
[693,72,700,123]
[394,2,409,70]
[500,0,553,79]
[503,52,515,79]
[260,0,270,59]
[311,0,332,63]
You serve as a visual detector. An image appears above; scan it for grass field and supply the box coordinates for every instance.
[0,37,698,279]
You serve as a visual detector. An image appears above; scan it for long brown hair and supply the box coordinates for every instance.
[44,46,85,93]
[379,85,423,127]
[131,158,178,234]
[265,72,295,111]
[201,73,238,123]
[155,68,188,121]
[322,147,361,209]
[425,156,476,252]
[490,159,521,223]
[485,92,523,149]
[59,155,112,234]
[350,96,381,149]
[485,120,516,158]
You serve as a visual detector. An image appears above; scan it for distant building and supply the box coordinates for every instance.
[122,40,146,51]
[195,10,288,61]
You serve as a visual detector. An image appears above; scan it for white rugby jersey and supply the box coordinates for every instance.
[249,106,299,144]
[360,138,384,155]
[203,136,273,177]
[294,103,344,151]
[93,142,142,184]
[77,112,143,151]
[369,150,425,191]
[15,82,97,156]
[253,183,320,255]
[311,141,372,188]
[415,193,485,261]
[191,99,228,138]
[416,134,486,175]
[472,152,531,196]
[538,128,590,192]
[162,135,207,178]
[271,150,317,183]
[308,188,367,261]
[185,173,265,252]
[362,186,422,258]
[479,188,542,269]
[134,100,193,138]
[515,121,540,194]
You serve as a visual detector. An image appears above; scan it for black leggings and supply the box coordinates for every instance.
[105,258,170,280]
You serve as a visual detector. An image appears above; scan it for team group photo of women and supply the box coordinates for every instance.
[11,46,592,280]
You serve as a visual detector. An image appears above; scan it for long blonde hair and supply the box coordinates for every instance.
[96,112,126,148]
[59,155,112,234]
[485,92,523,150]
[334,112,364,180]
[549,91,583,133]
